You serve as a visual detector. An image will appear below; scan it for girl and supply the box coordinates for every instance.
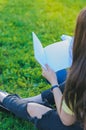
[0,7,86,130]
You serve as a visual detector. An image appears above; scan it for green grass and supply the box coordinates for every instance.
[0,0,86,129]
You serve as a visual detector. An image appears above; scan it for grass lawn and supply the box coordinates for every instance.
[0,0,86,129]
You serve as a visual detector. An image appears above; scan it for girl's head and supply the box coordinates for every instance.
[73,8,86,63]
[64,8,86,129]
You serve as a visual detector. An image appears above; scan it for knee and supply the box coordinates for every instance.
[27,103,35,118]
[27,102,42,119]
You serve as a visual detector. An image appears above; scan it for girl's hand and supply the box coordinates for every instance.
[42,64,58,86]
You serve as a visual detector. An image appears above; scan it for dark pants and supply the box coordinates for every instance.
[2,69,83,130]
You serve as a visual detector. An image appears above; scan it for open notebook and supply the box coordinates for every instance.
[32,32,73,72]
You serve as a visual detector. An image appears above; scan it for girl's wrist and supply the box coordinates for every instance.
[50,78,59,86]
[51,84,59,92]
[51,81,59,86]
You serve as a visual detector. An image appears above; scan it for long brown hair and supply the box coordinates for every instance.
[63,8,86,129]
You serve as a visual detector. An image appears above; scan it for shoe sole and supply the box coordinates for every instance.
[0,90,9,112]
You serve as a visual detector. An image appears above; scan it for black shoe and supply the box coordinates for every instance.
[0,90,9,112]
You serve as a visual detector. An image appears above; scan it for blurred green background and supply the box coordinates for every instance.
[0,0,86,129]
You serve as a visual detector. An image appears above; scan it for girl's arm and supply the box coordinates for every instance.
[42,64,75,126]
[52,87,75,126]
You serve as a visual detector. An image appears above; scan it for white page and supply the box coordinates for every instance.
[32,32,73,72]
[44,40,73,72]
[32,32,47,69]
[61,34,72,41]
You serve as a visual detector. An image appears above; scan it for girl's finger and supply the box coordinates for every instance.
[45,64,50,70]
